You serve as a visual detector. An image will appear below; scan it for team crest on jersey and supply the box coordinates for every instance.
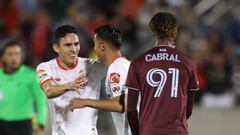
[37,70,48,79]
[110,72,120,84]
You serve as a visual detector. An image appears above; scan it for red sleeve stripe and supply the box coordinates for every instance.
[40,78,53,89]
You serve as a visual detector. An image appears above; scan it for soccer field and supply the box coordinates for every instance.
[44,106,240,135]
[189,106,240,135]
[97,106,240,135]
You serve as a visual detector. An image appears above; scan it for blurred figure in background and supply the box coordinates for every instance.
[201,30,234,109]
[0,40,48,135]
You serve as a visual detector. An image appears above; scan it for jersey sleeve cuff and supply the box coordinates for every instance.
[124,86,139,91]
[40,77,53,88]
[188,88,199,91]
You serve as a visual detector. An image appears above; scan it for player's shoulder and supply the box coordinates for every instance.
[111,58,130,68]
[131,48,154,66]
[19,65,37,77]
[79,57,106,70]
[37,59,55,67]
[21,65,34,72]
[176,50,196,66]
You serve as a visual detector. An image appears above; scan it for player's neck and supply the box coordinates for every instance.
[155,39,174,47]
[3,66,20,74]
[57,57,77,70]
[106,50,122,67]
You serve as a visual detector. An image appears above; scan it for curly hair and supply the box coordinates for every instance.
[149,12,177,40]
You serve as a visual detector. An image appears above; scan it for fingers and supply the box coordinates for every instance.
[68,98,77,112]
[77,70,87,81]
[68,98,84,112]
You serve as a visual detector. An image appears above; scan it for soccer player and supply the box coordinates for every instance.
[36,25,106,135]
[0,40,48,135]
[126,12,199,135]
[69,25,131,135]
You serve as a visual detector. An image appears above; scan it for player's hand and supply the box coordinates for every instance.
[68,98,86,111]
[68,71,88,94]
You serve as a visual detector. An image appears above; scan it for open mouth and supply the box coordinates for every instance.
[69,55,77,58]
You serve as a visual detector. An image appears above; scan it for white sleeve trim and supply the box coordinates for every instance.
[188,88,199,91]
[124,86,139,91]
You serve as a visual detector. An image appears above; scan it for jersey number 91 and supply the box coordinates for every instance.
[146,68,179,98]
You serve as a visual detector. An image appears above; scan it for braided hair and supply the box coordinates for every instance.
[149,12,177,41]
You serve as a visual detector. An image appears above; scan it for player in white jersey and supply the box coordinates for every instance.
[69,25,132,135]
[36,25,106,135]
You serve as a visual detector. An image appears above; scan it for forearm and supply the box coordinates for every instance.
[186,91,196,119]
[127,110,139,135]
[44,83,70,98]
[84,99,124,113]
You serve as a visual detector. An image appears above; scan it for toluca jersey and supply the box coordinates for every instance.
[36,57,106,135]
[105,57,131,135]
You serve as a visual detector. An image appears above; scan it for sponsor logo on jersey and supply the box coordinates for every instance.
[55,77,61,82]
[110,72,120,84]
[111,86,120,93]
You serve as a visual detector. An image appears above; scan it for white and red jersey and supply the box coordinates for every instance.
[105,56,131,135]
[36,57,106,135]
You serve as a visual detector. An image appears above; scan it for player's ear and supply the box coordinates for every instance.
[100,41,105,52]
[53,43,59,53]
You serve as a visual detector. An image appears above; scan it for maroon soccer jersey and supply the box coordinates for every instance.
[126,45,199,135]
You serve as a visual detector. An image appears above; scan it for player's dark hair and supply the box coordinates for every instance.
[54,24,78,43]
[94,25,122,50]
[0,40,22,57]
[149,12,177,40]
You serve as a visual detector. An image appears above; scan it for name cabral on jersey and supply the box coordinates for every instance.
[145,49,180,62]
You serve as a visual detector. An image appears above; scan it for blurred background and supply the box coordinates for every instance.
[0,0,240,135]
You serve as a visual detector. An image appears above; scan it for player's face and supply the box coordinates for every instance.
[54,33,80,65]
[2,45,22,70]
[93,35,104,62]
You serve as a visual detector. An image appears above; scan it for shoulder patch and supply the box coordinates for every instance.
[37,69,47,79]
[110,72,120,84]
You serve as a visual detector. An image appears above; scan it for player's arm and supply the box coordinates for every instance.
[186,91,196,119]
[69,94,125,113]
[125,63,140,135]
[187,61,199,119]
[42,73,87,98]
[127,89,139,135]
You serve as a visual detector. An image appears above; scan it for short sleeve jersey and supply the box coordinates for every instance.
[36,57,106,135]
[105,57,131,135]
[126,46,199,135]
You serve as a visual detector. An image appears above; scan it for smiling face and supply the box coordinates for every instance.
[53,33,80,66]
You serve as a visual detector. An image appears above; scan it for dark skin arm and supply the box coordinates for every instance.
[127,89,139,135]
[186,91,196,119]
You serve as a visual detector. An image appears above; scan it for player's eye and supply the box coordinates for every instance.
[74,42,79,46]
[64,43,72,47]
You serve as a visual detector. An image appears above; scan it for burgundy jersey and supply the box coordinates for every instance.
[126,45,199,135]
